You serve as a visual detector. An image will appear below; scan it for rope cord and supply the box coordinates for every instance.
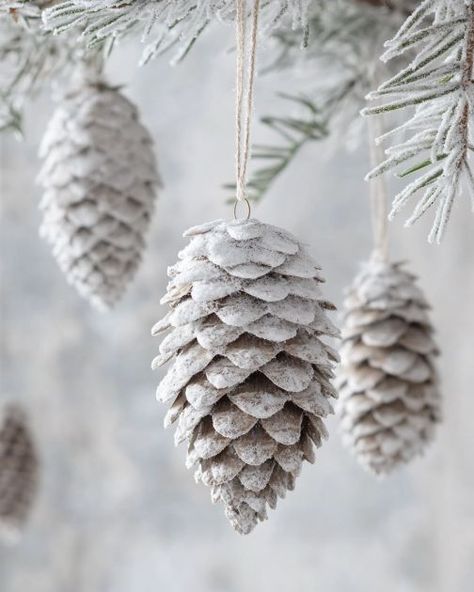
[234,0,260,216]
[367,106,390,262]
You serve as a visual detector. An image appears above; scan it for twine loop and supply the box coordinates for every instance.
[233,197,251,220]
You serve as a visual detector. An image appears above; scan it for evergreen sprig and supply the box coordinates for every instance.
[225,94,328,202]
[42,0,311,65]
[363,0,474,243]
[0,4,78,135]
[240,0,409,202]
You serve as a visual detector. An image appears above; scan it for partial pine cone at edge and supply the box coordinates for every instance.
[337,260,441,475]
[0,403,39,543]
[152,218,339,534]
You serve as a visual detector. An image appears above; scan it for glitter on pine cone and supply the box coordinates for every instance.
[37,65,160,310]
[337,260,441,475]
[0,403,39,543]
[152,218,340,534]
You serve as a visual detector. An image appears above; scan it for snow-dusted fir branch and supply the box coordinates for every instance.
[0,1,41,19]
[0,2,79,134]
[237,0,410,202]
[364,0,474,243]
[43,0,311,65]
[225,94,329,202]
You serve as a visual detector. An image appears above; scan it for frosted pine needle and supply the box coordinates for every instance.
[42,0,312,64]
[364,0,474,243]
[0,3,78,134]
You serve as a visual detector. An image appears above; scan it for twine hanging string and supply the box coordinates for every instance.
[367,101,390,262]
[234,0,260,219]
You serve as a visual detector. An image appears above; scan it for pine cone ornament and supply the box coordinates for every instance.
[37,65,160,310]
[337,260,441,475]
[152,218,339,534]
[0,403,39,542]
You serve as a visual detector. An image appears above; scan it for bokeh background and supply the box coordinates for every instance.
[1,25,473,592]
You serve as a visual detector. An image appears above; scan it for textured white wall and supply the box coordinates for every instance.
[1,27,473,592]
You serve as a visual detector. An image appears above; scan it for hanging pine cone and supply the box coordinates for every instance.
[337,260,441,475]
[37,62,160,310]
[152,218,339,534]
[0,403,39,542]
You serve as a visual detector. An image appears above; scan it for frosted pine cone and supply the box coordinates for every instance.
[0,403,39,542]
[337,260,441,475]
[152,218,339,534]
[37,66,160,310]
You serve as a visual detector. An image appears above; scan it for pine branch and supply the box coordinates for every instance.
[235,0,410,202]
[364,0,474,243]
[225,93,329,202]
[356,0,416,15]
[42,0,311,65]
[0,1,41,19]
[0,4,79,135]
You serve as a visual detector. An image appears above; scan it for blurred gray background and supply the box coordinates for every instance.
[1,26,474,592]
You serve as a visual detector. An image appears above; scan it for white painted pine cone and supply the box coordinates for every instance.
[37,70,160,310]
[0,403,39,543]
[152,218,339,534]
[337,260,441,475]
